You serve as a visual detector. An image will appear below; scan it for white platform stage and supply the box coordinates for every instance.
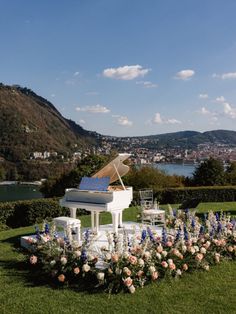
[20,221,163,251]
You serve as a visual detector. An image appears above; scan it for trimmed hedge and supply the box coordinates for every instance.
[1,186,236,229]
[0,198,69,228]
[133,186,236,205]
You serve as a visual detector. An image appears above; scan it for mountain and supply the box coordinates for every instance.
[133,129,236,149]
[0,83,98,162]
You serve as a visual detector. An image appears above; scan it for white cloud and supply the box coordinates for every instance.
[223,102,236,118]
[153,112,181,124]
[199,93,208,99]
[212,72,236,79]
[103,65,150,80]
[199,107,211,115]
[136,81,158,88]
[166,118,181,124]
[116,116,133,126]
[79,119,85,124]
[153,113,163,124]
[215,96,226,103]
[74,71,80,76]
[175,69,195,80]
[76,104,110,113]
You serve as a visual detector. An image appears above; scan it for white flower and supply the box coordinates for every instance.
[149,266,156,274]
[87,254,94,261]
[162,251,168,257]
[181,245,187,253]
[138,258,145,267]
[203,265,210,271]
[123,251,130,259]
[129,285,136,294]
[176,269,182,276]
[115,268,122,275]
[60,256,67,265]
[156,252,162,260]
[200,247,207,254]
[194,245,199,252]
[50,260,56,266]
[82,264,91,272]
[167,259,173,265]
[74,250,81,257]
[144,251,151,259]
[97,272,105,281]
[105,253,111,261]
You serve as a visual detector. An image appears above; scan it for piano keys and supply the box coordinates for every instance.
[59,153,133,234]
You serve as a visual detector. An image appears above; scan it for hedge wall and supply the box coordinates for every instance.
[1,186,236,229]
[133,186,236,205]
[0,198,69,228]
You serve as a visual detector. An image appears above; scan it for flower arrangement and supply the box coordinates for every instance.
[27,211,236,294]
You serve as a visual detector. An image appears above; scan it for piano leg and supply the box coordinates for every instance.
[112,213,119,234]
[118,210,123,228]
[70,208,77,219]
[91,211,100,235]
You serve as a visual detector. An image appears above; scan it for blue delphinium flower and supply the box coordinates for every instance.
[215,212,220,221]
[147,227,154,242]
[175,226,181,243]
[173,209,177,217]
[184,225,188,241]
[84,228,90,246]
[191,218,195,229]
[217,222,222,234]
[162,227,167,245]
[141,230,147,243]
[35,225,41,240]
[81,249,87,263]
[45,223,50,234]
[199,225,205,235]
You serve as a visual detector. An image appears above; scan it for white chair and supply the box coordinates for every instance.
[139,189,153,224]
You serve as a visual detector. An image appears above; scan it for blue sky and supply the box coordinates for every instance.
[1,0,236,136]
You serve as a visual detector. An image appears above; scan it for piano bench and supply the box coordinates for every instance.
[53,216,81,244]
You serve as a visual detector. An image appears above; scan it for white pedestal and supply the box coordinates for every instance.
[53,216,81,244]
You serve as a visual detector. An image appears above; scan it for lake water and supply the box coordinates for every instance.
[154,163,196,177]
[0,184,43,202]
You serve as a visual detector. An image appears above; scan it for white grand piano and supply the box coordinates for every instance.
[59,153,133,234]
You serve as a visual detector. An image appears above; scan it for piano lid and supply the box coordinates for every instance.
[92,153,131,184]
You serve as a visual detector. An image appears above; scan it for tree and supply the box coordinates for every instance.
[41,154,108,197]
[192,158,225,186]
[0,165,6,181]
[225,161,236,185]
[123,165,184,191]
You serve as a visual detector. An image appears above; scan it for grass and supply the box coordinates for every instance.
[0,202,236,314]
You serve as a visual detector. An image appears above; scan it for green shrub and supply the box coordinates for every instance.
[0,198,69,228]
[133,186,236,205]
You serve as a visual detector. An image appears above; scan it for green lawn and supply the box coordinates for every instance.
[0,203,236,314]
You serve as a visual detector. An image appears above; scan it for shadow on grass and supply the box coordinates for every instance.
[0,249,105,295]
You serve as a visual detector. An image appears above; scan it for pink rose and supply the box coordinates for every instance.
[161,261,168,268]
[195,253,204,262]
[111,254,119,263]
[137,270,144,277]
[58,274,65,282]
[169,263,176,270]
[124,277,133,287]
[30,255,37,264]
[73,267,80,275]
[166,241,173,247]
[129,255,137,265]
[182,263,188,271]
[151,271,159,280]
[123,267,132,276]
